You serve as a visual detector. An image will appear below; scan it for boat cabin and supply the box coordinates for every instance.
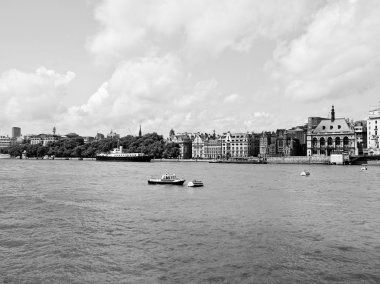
[161,173,177,180]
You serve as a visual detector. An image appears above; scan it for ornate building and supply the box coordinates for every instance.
[221,131,256,159]
[203,136,222,159]
[167,132,192,159]
[367,105,380,155]
[191,133,204,158]
[307,106,355,156]
[354,121,367,155]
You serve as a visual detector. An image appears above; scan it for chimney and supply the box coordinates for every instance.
[331,105,335,122]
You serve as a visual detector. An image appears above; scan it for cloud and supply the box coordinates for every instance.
[63,54,280,135]
[224,93,239,103]
[0,67,75,131]
[269,0,380,102]
[66,54,190,133]
[88,0,324,62]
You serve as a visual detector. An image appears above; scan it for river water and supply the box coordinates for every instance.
[1,159,379,283]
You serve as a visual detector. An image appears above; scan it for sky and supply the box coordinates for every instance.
[1,0,380,137]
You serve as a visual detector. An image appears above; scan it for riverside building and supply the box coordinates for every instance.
[0,135,11,149]
[367,105,380,155]
[191,133,204,159]
[307,106,355,156]
[203,136,222,159]
[221,131,256,159]
[167,132,192,159]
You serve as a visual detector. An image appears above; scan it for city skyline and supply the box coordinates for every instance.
[1,0,380,137]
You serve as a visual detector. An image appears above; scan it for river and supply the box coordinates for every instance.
[1,159,379,283]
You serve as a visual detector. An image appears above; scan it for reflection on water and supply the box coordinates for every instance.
[1,159,379,283]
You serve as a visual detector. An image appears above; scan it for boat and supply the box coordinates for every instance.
[300,170,310,176]
[96,146,152,162]
[148,173,185,185]
[361,165,368,171]
[187,180,204,187]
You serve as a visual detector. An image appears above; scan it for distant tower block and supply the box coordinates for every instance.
[12,127,21,138]
[139,125,142,137]
[53,126,56,135]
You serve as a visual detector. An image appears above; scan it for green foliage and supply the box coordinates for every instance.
[4,133,181,159]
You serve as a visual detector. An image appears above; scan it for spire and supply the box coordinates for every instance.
[53,126,56,135]
[331,105,335,122]
[138,125,142,137]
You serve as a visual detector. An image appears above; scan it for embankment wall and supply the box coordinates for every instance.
[266,156,330,164]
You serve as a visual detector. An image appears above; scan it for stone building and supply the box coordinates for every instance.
[367,105,380,155]
[221,131,255,159]
[354,121,367,155]
[203,136,222,159]
[191,133,204,158]
[307,106,355,156]
[30,134,60,146]
[167,132,192,159]
[259,132,272,157]
[0,135,11,149]
[107,130,120,139]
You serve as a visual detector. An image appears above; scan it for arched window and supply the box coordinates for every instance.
[343,137,349,146]
[335,137,341,146]
[312,137,318,147]
[320,137,325,146]
[327,137,333,146]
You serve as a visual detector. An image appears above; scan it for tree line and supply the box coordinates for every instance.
[3,133,180,159]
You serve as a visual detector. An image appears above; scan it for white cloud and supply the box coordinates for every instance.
[88,0,324,62]
[0,67,75,131]
[224,93,239,103]
[63,54,282,135]
[270,0,380,102]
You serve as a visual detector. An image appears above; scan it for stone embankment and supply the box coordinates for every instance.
[266,156,330,164]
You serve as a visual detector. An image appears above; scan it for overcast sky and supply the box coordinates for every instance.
[1,0,379,137]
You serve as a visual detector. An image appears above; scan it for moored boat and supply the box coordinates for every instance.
[300,170,310,176]
[187,180,204,187]
[96,146,152,162]
[148,173,185,185]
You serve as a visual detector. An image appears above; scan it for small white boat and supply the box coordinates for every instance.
[187,180,204,187]
[361,166,367,171]
[148,173,185,185]
[300,170,310,176]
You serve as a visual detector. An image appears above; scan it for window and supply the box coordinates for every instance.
[322,126,326,130]
[330,126,333,129]
[338,125,341,129]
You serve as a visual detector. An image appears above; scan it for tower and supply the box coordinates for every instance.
[138,125,142,137]
[12,127,21,138]
[331,105,335,122]
[53,126,56,135]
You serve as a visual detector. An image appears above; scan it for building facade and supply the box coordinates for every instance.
[168,132,192,159]
[12,127,21,138]
[307,106,356,156]
[367,106,380,155]
[354,121,367,155]
[203,136,222,159]
[221,131,255,159]
[0,135,11,149]
[191,133,204,158]
[30,134,60,146]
